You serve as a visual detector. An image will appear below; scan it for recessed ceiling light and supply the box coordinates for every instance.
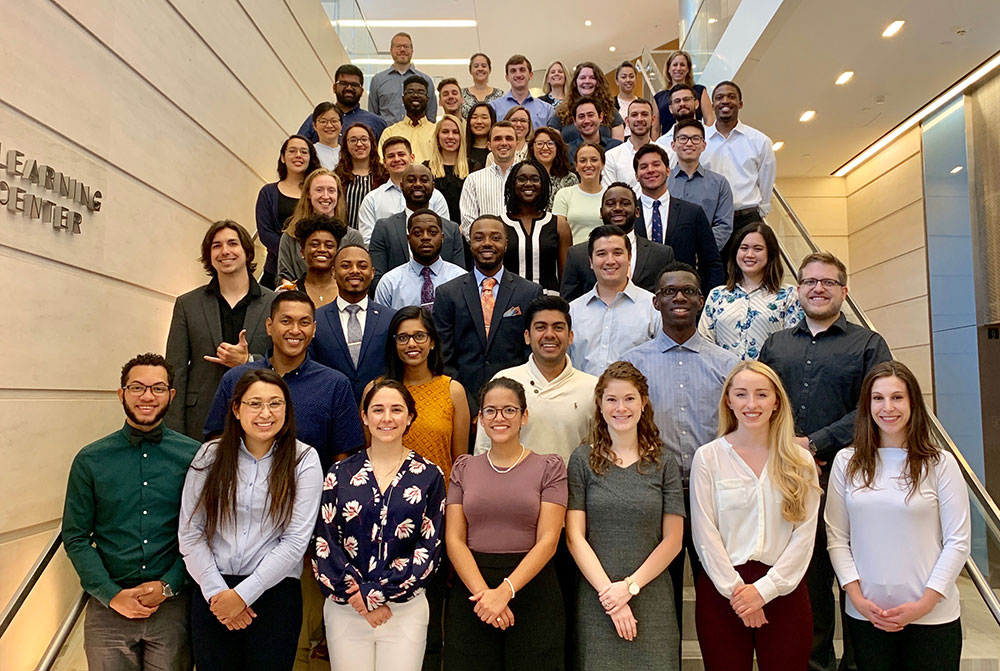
[835,71,854,85]
[772,141,785,151]
[585,20,592,26]
[332,19,477,28]
[950,165,964,174]
[882,20,905,38]
[707,17,718,24]
[609,46,616,52]
[799,110,816,122]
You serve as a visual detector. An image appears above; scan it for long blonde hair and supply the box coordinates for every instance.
[286,168,345,239]
[428,115,469,179]
[718,361,819,523]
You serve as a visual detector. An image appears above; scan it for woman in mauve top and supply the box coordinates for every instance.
[826,361,970,671]
[445,377,568,671]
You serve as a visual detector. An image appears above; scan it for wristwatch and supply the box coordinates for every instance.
[161,582,174,598]
[807,439,818,457]
[624,575,641,596]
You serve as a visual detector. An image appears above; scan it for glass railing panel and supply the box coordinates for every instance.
[320,0,381,81]
[679,0,743,76]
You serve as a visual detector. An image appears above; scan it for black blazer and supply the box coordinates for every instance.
[560,235,676,302]
[311,300,396,403]
[634,196,724,290]
[432,270,543,409]
[369,212,466,290]
[165,283,274,440]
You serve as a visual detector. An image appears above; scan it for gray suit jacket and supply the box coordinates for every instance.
[164,282,274,439]
[369,212,466,290]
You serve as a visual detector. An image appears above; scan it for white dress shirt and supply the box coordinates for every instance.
[335,295,369,333]
[639,191,671,245]
[373,257,466,310]
[826,447,971,625]
[700,121,776,215]
[357,181,450,245]
[652,126,680,170]
[459,161,513,238]
[602,140,642,191]
[568,281,659,376]
[690,436,820,604]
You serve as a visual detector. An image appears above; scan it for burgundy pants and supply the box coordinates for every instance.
[695,560,812,671]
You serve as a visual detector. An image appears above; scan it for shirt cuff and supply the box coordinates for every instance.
[359,581,388,611]
[752,575,779,605]
[92,580,123,608]
[233,574,265,608]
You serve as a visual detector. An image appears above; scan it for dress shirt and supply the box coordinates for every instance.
[62,424,200,606]
[374,256,466,309]
[202,354,366,471]
[668,163,734,251]
[552,184,606,245]
[826,448,971,624]
[314,142,340,170]
[313,450,446,609]
[357,181,450,245]
[639,192,671,245]
[379,116,437,165]
[368,66,437,125]
[297,105,388,143]
[698,284,802,360]
[490,91,555,129]
[601,140,644,191]
[691,436,820,604]
[568,281,659,376]
[758,314,891,463]
[336,295,369,334]
[473,355,598,463]
[622,331,739,478]
[459,161,514,237]
[473,265,505,290]
[178,440,323,606]
[700,121,776,215]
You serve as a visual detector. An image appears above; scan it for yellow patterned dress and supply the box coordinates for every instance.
[404,375,456,484]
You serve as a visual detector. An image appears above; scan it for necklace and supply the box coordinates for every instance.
[487,444,527,474]
[372,448,407,490]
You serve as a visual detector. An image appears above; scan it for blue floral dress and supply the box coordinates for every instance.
[697,283,803,360]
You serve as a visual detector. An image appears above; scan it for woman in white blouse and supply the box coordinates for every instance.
[826,361,970,671]
[691,360,820,671]
[697,223,801,360]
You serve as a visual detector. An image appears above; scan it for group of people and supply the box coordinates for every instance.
[61,34,972,671]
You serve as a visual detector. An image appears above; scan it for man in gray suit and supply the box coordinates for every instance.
[165,220,273,439]
[369,163,465,291]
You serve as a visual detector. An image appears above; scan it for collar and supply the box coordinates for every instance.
[504,90,535,105]
[341,104,362,116]
[382,180,403,195]
[706,120,747,141]
[239,439,275,461]
[408,256,444,275]
[794,312,848,335]
[206,272,261,297]
[403,116,429,128]
[387,64,418,77]
[122,421,164,446]
[336,296,369,313]
[487,161,514,179]
[262,350,314,376]
[474,266,504,288]
[674,163,704,179]
[526,354,576,388]
[656,329,703,352]
[640,191,670,208]
[584,279,642,305]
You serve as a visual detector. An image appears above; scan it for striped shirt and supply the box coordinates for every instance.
[343,173,373,231]
[698,283,803,360]
[458,161,513,237]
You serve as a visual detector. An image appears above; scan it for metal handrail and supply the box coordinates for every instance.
[0,529,63,639]
[37,591,87,671]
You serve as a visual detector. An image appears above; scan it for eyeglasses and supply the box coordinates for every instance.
[532,140,556,149]
[481,405,521,420]
[800,278,844,289]
[673,135,703,145]
[124,382,170,396]
[394,331,430,345]
[671,96,696,104]
[241,399,286,412]
[316,119,341,128]
[515,175,542,184]
[655,286,700,298]
[336,81,363,89]
[346,137,370,146]
[285,148,311,156]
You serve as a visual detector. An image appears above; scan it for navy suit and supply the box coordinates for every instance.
[311,300,396,403]
[634,196,724,291]
[432,271,543,410]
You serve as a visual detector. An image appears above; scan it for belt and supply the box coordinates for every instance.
[734,206,760,217]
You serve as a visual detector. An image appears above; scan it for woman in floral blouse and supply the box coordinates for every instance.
[313,379,446,671]
[698,223,802,360]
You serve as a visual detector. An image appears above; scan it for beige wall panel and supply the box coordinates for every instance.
[0,525,58,611]
[807,236,850,268]
[782,196,848,237]
[845,129,921,196]
[891,344,934,396]
[775,177,846,199]
[846,156,923,234]
[848,248,928,311]
[287,0,353,78]
[0,253,174,390]
[865,297,932,350]
[848,201,926,274]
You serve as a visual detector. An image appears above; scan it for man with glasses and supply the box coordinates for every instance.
[368,32,437,125]
[378,76,437,164]
[759,252,890,671]
[602,98,656,191]
[297,64,387,143]
[622,262,739,642]
[63,353,200,671]
[654,83,701,165]
[668,118,733,254]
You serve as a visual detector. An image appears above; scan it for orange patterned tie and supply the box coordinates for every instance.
[481,277,497,337]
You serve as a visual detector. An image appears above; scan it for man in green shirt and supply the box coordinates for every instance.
[62,353,200,670]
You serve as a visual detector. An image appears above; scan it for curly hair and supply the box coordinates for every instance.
[587,362,662,475]
[556,62,617,128]
[333,123,389,193]
[504,159,551,216]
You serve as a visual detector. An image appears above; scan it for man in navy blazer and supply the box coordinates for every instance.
[433,215,543,410]
[632,144,724,291]
[311,244,395,403]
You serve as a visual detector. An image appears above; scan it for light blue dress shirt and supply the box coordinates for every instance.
[490,91,555,129]
[178,439,323,606]
[622,331,740,480]
[374,257,467,310]
[667,164,734,251]
[567,281,659,376]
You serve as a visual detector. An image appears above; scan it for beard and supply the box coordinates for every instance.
[801,300,841,322]
[122,396,171,427]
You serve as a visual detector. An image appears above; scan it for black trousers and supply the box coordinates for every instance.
[809,477,856,671]
[191,575,302,671]
[846,617,961,671]
[422,555,449,671]
[667,484,702,645]
[444,552,565,671]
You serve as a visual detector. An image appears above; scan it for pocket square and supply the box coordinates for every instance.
[502,306,523,318]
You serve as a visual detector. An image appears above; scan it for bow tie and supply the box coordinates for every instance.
[127,423,164,446]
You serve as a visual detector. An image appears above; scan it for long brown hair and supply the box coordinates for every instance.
[587,362,662,475]
[556,62,617,127]
[528,127,573,179]
[193,369,301,543]
[725,222,785,293]
[286,169,345,239]
[847,361,940,498]
[665,50,696,87]
[334,122,388,193]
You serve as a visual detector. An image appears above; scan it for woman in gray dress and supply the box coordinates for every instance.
[566,361,685,670]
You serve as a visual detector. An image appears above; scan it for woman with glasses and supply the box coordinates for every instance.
[255,135,321,289]
[461,53,505,118]
[445,378,568,671]
[528,128,578,208]
[179,369,323,671]
[333,122,390,231]
[539,61,568,107]
[465,102,496,172]
[698,223,802,360]
[501,159,572,293]
[313,379,447,671]
[502,106,532,164]
[425,115,470,224]
[311,102,343,170]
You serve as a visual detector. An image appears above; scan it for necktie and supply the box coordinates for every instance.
[481,277,497,337]
[345,304,362,367]
[651,199,663,245]
[127,422,164,446]
[420,266,435,311]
